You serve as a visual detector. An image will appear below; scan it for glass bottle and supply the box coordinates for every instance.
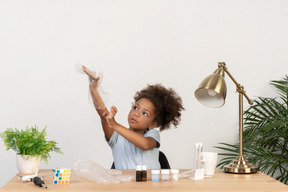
[141,165,147,181]
[136,165,142,182]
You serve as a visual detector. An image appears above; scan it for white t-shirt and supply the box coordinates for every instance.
[107,129,161,169]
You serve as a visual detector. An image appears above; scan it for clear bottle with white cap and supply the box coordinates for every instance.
[171,169,179,181]
[161,169,170,181]
[151,170,160,181]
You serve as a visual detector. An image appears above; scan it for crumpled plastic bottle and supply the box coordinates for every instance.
[75,63,110,109]
[73,159,134,184]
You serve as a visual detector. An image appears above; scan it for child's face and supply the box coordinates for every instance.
[128,98,157,133]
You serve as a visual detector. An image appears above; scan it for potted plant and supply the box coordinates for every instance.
[215,75,288,184]
[0,125,63,174]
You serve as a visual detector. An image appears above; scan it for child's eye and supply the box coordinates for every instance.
[143,112,148,117]
[133,106,138,110]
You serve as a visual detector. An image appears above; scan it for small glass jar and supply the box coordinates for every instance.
[141,165,147,181]
[161,169,170,181]
[171,169,179,181]
[136,165,142,182]
[151,170,160,181]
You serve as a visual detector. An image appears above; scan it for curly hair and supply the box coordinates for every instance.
[133,84,184,131]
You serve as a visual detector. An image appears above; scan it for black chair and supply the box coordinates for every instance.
[111,151,170,169]
[159,151,170,169]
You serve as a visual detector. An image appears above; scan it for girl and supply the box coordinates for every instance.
[82,66,184,169]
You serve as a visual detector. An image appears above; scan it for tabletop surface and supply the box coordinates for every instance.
[1,169,287,192]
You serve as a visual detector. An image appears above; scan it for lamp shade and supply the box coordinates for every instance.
[194,67,227,108]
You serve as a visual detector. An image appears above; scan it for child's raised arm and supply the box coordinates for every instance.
[82,66,114,140]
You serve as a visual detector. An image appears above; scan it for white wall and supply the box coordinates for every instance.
[1,0,288,187]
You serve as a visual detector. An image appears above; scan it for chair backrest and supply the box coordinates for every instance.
[159,151,171,169]
[111,161,115,169]
[111,151,170,169]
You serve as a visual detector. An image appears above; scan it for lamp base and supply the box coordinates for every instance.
[224,155,258,174]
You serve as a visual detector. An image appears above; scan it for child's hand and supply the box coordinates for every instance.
[81,65,101,89]
[103,106,118,128]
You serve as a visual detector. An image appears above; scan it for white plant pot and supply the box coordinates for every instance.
[16,154,41,174]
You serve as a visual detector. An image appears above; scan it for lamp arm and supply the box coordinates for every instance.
[218,62,253,105]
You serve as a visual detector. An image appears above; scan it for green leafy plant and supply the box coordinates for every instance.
[0,125,63,163]
[215,75,288,185]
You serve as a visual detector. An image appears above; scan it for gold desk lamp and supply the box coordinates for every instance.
[194,62,258,174]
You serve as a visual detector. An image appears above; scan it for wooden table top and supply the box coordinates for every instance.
[1,169,287,192]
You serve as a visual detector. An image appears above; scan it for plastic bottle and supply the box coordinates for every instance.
[151,170,160,181]
[171,169,179,181]
[161,169,170,181]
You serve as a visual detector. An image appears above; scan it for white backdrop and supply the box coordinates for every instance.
[1,0,288,187]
